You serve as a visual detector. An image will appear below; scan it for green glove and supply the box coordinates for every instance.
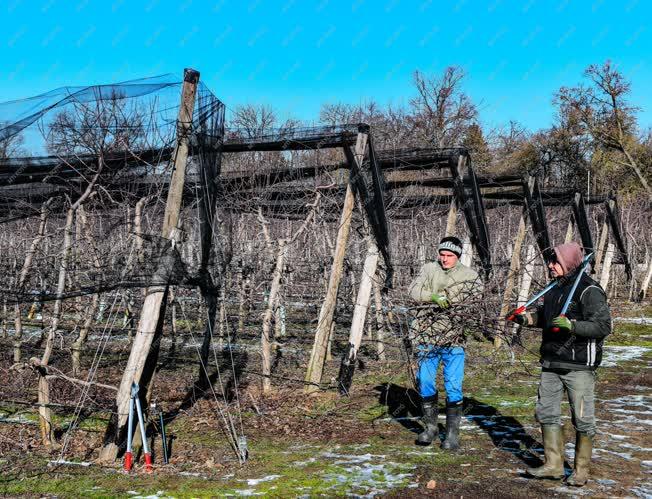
[551,315,573,332]
[430,293,450,309]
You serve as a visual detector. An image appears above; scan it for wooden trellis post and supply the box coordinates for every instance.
[304,131,367,393]
[99,68,199,463]
[564,218,575,244]
[600,243,615,291]
[460,238,473,267]
[372,279,385,361]
[638,256,652,301]
[337,237,379,395]
[593,218,609,276]
[497,200,529,348]
[445,200,457,237]
[517,245,536,307]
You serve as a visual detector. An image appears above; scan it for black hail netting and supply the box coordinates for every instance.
[0,74,225,309]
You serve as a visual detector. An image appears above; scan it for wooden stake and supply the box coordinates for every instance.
[497,211,527,348]
[305,132,367,392]
[445,199,457,237]
[600,243,615,290]
[337,238,379,395]
[564,218,575,244]
[593,219,609,276]
[99,68,199,463]
[460,238,473,267]
[637,257,652,302]
[372,278,385,362]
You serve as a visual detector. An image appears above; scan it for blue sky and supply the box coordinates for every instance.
[2,0,651,132]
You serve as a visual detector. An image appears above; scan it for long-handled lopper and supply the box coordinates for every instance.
[550,252,593,332]
[506,252,593,322]
[123,382,153,473]
[506,281,559,322]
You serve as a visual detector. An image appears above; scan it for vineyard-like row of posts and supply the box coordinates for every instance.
[0,68,650,464]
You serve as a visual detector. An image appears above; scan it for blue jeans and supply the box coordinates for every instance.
[416,346,465,404]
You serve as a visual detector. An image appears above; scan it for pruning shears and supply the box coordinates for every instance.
[506,252,593,323]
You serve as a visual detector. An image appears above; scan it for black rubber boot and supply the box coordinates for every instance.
[416,395,438,445]
[526,425,565,479]
[441,402,462,450]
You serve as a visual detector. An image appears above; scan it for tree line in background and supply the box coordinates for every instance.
[228,60,652,201]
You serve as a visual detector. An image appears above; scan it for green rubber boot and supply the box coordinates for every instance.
[565,432,592,487]
[527,425,565,479]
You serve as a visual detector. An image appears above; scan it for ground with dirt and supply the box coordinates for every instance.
[0,304,650,498]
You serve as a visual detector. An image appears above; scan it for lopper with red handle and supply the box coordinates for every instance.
[505,281,558,322]
[123,382,153,473]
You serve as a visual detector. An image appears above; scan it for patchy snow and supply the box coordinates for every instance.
[613,317,652,325]
[594,447,635,460]
[603,433,629,441]
[319,451,416,497]
[631,484,652,498]
[321,452,386,464]
[47,459,92,467]
[241,475,281,487]
[292,457,317,467]
[233,489,263,496]
[601,346,651,367]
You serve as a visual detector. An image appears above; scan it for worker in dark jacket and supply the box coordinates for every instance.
[509,241,611,487]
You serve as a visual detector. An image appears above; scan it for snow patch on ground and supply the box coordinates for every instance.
[243,475,281,487]
[601,346,651,367]
[613,317,652,325]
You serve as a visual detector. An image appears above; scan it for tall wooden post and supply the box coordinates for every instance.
[517,245,536,306]
[337,238,379,395]
[99,68,199,462]
[593,219,609,276]
[497,210,527,348]
[600,243,615,291]
[564,218,575,244]
[445,199,457,237]
[460,238,473,267]
[304,132,367,392]
[637,257,652,301]
[372,279,385,361]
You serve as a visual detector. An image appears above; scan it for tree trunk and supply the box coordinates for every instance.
[261,241,287,393]
[71,206,102,376]
[38,207,75,446]
[14,200,51,362]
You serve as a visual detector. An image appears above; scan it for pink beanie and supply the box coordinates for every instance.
[553,242,584,274]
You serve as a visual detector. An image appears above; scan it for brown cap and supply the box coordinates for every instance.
[553,242,584,274]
